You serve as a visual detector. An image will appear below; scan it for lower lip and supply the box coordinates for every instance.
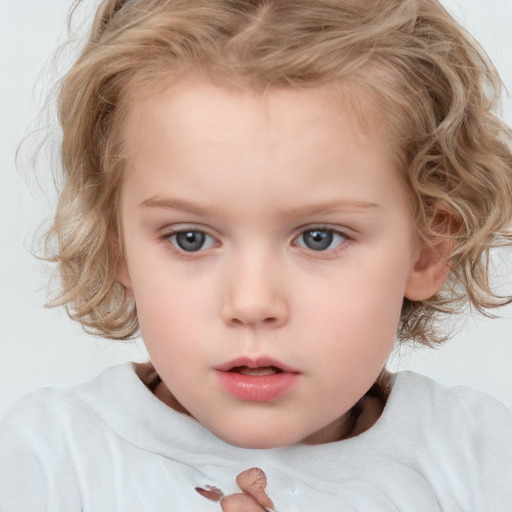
[216,371,300,402]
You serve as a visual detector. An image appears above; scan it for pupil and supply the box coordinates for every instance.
[176,231,205,252]
[304,230,333,251]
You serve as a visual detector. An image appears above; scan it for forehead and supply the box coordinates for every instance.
[118,76,413,224]
[122,74,394,159]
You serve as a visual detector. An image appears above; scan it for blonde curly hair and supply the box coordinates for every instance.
[46,0,512,343]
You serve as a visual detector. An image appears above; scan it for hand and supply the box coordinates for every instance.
[195,467,274,511]
[221,468,274,512]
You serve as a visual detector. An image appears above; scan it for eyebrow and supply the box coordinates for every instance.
[139,196,380,217]
[139,197,211,215]
[278,200,380,217]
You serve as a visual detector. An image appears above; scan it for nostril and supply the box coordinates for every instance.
[228,314,281,327]
[220,290,289,327]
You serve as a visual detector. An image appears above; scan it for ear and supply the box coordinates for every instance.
[404,209,458,301]
[112,227,134,298]
[404,241,451,301]
[117,262,134,299]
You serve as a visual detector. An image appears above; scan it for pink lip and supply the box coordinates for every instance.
[215,356,300,373]
[215,356,301,402]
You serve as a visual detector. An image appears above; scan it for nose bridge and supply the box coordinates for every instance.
[221,242,288,328]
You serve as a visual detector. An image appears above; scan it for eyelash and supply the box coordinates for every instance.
[160,226,350,256]
[161,228,218,255]
[293,227,348,253]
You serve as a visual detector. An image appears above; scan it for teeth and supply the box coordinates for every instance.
[235,366,279,376]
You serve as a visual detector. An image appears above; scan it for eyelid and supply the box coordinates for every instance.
[159,223,218,237]
[293,224,351,238]
[292,225,351,253]
[159,224,221,253]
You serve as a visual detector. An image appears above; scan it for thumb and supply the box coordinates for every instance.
[235,467,275,510]
[220,492,268,512]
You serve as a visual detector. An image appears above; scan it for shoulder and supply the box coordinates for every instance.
[387,371,512,504]
[1,385,78,436]
[1,382,97,460]
[0,363,137,448]
[391,370,512,427]
[0,385,87,510]
[0,363,141,508]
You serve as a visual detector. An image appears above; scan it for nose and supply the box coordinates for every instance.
[220,250,289,328]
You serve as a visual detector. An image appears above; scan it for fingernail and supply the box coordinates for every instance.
[195,485,224,502]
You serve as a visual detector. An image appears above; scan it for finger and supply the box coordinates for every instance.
[236,467,274,510]
[220,492,266,512]
[195,485,224,502]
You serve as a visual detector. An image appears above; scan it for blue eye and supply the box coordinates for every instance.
[168,230,216,252]
[296,229,346,251]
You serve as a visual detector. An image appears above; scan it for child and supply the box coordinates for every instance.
[1,0,512,510]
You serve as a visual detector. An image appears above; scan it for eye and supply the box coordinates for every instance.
[295,228,347,252]
[167,230,216,252]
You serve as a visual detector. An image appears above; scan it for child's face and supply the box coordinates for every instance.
[118,77,424,448]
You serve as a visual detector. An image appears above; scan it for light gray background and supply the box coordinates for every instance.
[1,0,511,418]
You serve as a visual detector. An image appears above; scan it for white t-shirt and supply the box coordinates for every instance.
[1,363,511,511]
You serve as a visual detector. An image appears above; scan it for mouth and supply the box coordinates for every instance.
[215,356,301,402]
[215,356,299,375]
[230,366,283,376]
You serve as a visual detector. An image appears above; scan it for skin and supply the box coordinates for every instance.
[221,468,274,511]
[118,77,449,454]
[196,467,273,511]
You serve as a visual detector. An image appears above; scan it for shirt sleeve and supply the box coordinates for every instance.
[454,385,512,510]
[0,398,48,511]
[0,390,83,511]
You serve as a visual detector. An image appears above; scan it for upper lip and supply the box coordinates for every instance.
[215,356,300,374]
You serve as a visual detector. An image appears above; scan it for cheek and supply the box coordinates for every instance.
[136,285,194,336]
[132,270,217,354]
[302,286,400,402]
[302,260,407,359]
[316,291,399,358]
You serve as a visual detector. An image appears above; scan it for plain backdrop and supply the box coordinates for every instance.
[1,0,511,419]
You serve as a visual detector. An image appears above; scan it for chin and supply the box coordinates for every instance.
[225,436,295,450]
[213,425,304,450]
